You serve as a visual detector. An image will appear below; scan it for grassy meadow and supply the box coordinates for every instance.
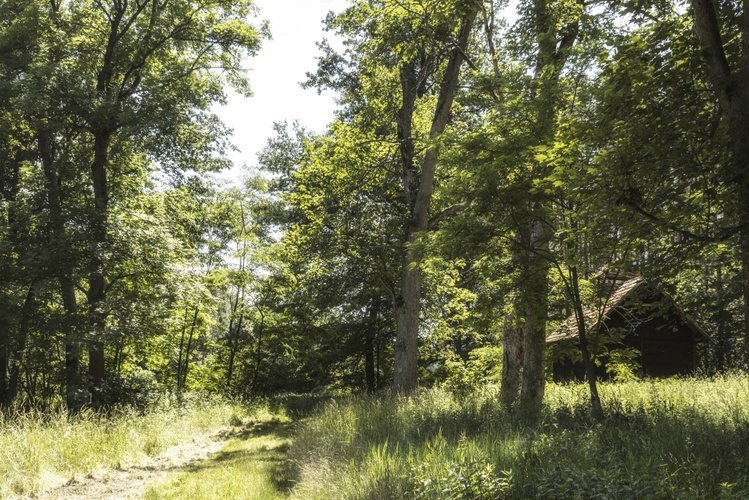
[1,376,747,499]
[288,374,749,499]
[0,394,256,498]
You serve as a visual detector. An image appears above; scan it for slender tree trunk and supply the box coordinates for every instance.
[251,311,265,395]
[393,9,477,392]
[0,348,7,408]
[570,266,604,419]
[181,319,196,390]
[226,312,244,391]
[6,283,37,406]
[38,129,86,411]
[365,301,378,393]
[177,307,199,392]
[226,283,245,391]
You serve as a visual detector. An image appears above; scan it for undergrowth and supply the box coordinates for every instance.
[288,374,749,499]
[0,393,260,498]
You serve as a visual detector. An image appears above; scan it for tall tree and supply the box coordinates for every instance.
[309,0,479,392]
[692,0,749,363]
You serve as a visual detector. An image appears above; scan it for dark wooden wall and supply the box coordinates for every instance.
[551,305,698,382]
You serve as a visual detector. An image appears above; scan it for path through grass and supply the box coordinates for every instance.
[143,415,295,500]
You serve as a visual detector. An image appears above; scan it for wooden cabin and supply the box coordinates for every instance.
[548,275,709,381]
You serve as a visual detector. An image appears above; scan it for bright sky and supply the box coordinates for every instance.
[216,0,349,180]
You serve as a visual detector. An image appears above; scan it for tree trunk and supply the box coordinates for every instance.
[38,129,86,411]
[87,129,111,406]
[226,283,245,392]
[500,314,523,409]
[392,9,477,392]
[62,277,85,411]
[180,307,200,390]
[365,301,378,393]
[691,0,749,365]
[570,266,604,419]
[177,307,199,392]
[6,283,37,407]
[226,313,243,391]
[251,311,265,396]
[518,218,549,421]
[501,0,581,420]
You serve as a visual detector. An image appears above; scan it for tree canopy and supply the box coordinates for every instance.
[1,0,747,420]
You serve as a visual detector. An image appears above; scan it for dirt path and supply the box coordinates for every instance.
[34,428,232,500]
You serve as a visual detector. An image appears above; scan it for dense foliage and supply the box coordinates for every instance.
[1,0,748,421]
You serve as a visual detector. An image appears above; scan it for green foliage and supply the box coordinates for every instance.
[408,438,512,499]
[442,346,503,396]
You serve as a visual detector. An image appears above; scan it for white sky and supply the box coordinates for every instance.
[216,0,350,181]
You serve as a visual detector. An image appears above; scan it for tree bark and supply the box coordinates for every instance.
[393,8,477,392]
[518,218,549,421]
[570,265,604,419]
[692,0,749,365]
[365,300,378,393]
[6,283,38,407]
[500,314,523,408]
[38,129,87,411]
[501,0,582,420]
[251,310,265,396]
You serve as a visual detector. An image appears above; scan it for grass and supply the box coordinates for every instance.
[0,393,257,498]
[287,373,749,499]
[2,377,748,499]
[144,414,295,499]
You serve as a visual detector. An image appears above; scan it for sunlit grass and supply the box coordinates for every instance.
[144,414,294,500]
[0,394,258,498]
[288,373,749,499]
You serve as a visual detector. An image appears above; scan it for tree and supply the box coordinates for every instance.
[691,0,749,364]
[307,0,479,392]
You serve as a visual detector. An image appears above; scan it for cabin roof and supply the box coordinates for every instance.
[546,277,710,344]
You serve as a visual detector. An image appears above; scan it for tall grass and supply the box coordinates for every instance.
[288,374,749,499]
[0,394,256,498]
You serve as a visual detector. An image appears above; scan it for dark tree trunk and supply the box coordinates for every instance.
[87,130,111,406]
[38,129,86,411]
[691,0,749,365]
[365,301,378,393]
[6,283,37,406]
[226,312,244,392]
[177,307,199,392]
[251,312,265,396]
[570,266,604,420]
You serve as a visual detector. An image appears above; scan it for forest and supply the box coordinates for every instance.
[2,0,747,411]
[1,0,749,497]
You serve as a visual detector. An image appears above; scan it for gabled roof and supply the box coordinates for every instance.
[546,277,709,344]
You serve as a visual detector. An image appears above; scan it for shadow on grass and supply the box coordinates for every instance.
[174,419,299,495]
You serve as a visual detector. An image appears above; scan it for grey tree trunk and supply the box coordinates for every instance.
[393,9,478,392]
[518,218,549,421]
[500,0,581,420]
[500,314,523,408]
